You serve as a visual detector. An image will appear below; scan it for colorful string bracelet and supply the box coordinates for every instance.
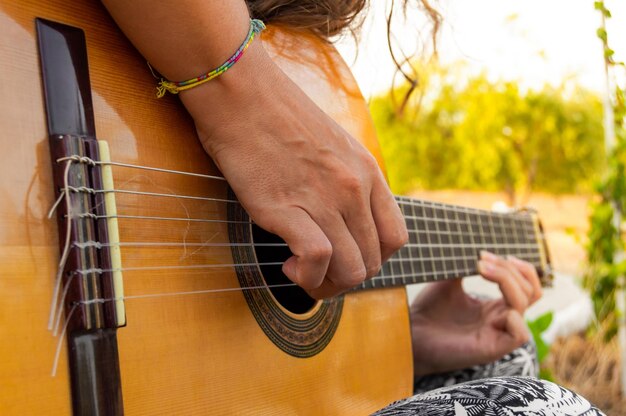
[156,18,266,98]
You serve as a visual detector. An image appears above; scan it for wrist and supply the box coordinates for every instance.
[179,40,279,150]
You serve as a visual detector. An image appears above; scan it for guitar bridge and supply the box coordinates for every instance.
[48,135,126,330]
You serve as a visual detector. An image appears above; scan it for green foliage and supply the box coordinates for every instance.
[527,312,553,363]
[370,63,604,202]
[583,0,626,341]
[527,312,555,381]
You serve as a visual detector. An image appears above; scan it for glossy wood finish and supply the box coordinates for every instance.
[0,1,412,414]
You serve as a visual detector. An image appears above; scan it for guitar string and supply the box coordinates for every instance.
[50,217,539,323]
[71,241,542,250]
[49,157,546,334]
[59,186,537,236]
[49,262,284,335]
[52,192,541,268]
[47,160,73,331]
[49,247,542,336]
[52,272,75,336]
[69,213,251,225]
[68,252,541,275]
[75,187,531,224]
[49,254,543,378]
[57,155,227,181]
[52,159,537,243]
[55,156,537,219]
[56,206,539,250]
[66,211,536,235]
[54,187,537,242]
[51,303,77,377]
[68,261,534,310]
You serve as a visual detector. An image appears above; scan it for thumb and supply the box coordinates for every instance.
[491,309,530,358]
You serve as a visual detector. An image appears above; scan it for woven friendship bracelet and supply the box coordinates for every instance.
[156,19,266,98]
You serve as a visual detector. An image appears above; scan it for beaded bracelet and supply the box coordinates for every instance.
[156,19,266,98]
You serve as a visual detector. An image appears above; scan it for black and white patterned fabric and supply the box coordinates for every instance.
[374,376,604,415]
[414,342,539,394]
[374,343,605,415]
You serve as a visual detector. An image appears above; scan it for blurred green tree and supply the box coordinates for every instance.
[371,62,605,205]
[583,0,626,343]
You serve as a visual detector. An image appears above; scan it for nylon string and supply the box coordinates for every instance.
[47,156,545,360]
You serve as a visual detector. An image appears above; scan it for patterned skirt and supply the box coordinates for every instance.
[374,342,605,416]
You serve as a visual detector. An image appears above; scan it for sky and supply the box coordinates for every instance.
[335,0,626,99]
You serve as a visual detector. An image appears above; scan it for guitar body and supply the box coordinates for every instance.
[0,1,413,414]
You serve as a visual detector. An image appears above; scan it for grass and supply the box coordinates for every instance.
[544,331,626,415]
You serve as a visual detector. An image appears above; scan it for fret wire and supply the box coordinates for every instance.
[415,203,430,283]
[395,197,508,218]
[524,216,537,256]
[515,216,530,249]
[433,206,448,279]
[402,213,509,226]
[486,213,499,256]
[92,241,542,250]
[468,211,480,254]
[424,205,438,281]
[452,207,468,275]
[389,195,541,243]
[446,209,462,278]
[499,215,512,256]
[479,213,495,251]
[399,202,413,285]
[395,198,539,238]
[481,212,492,253]
[364,256,544,288]
[407,202,418,284]
[403,228,539,240]
[385,253,541,264]
[395,204,409,287]
[367,268,476,286]
[510,216,524,258]
[511,217,521,257]
[386,196,545,286]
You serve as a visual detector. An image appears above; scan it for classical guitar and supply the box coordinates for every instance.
[0,2,552,415]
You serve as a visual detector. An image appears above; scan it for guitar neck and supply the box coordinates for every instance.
[356,195,551,291]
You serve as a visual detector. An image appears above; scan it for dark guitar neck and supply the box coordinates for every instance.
[357,196,552,291]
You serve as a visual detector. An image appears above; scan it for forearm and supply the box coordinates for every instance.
[101,0,251,81]
[101,0,408,297]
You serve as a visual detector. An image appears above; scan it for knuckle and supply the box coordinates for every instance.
[388,226,409,249]
[307,241,333,261]
[343,266,368,287]
[339,172,364,196]
[365,262,382,278]
[362,152,380,170]
[364,240,382,278]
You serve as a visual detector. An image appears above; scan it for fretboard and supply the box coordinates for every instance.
[356,195,547,291]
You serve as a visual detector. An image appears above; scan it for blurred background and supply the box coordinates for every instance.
[336,0,626,413]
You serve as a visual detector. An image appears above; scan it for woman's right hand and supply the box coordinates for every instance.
[180,40,408,299]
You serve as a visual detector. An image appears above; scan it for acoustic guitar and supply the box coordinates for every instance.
[0,1,552,415]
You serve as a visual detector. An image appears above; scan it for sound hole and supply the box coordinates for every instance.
[251,225,316,314]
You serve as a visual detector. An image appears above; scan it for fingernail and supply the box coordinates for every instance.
[282,257,297,280]
[480,250,498,262]
[478,259,493,273]
[507,255,522,263]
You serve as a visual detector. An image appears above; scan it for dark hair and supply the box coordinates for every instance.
[246,0,442,112]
